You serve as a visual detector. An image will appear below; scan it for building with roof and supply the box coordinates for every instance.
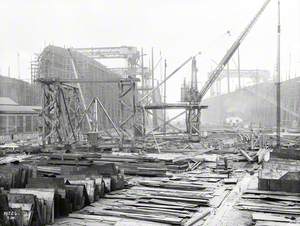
[0,75,40,106]
[0,97,41,135]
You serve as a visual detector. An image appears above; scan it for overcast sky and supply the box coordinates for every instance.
[0,0,299,102]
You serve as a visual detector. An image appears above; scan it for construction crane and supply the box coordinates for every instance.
[197,0,272,101]
[139,0,272,139]
[147,0,272,107]
[181,0,272,139]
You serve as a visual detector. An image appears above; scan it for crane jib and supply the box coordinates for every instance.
[197,0,272,100]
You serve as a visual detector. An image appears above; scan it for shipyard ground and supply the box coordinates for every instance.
[0,130,299,226]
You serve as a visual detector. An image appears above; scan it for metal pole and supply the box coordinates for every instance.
[141,48,144,98]
[96,98,121,137]
[151,47,158,128]
[146,110,186,136]
[227,62,230,93]
[17,53,20,80]
[276,0,281,148]
[42,84,46,145]
[132,80,136,149]
[152,132,161,153]
[238,47,241,89]
[163,59,167,133]
[288,52,291,80]
[139,56,193,103]
[68,50,92,130]
[145,109,184,133]
[151,47,154,96]
[95,98,98,132]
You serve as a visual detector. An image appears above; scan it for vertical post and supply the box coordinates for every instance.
[132,80,136,150]
[69,50,92,130]
[216,78,220,95]
[140,48,145,139]
[163,59,167,133]
[22,115,26,133]
[17,53,20,80]
[118,81,124,151]
[94,98,98,132]
[14,115,17,137]
[288,52,291,80]
[227,62,230,93]
[142,107,146,135]
[42,84,46,145]
[148,59,151,105]
[183,77,186,101]
[194,58,198,91]
[141,48,144,98]
[31,115,33,133]
[6,115,9,134]
[238,47,241,89]
[151,47,154,93]
[151,47,157,128]
[276,0,281,148]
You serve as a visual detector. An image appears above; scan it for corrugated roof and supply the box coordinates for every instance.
[0,97,18,105]
[0,105,41,114]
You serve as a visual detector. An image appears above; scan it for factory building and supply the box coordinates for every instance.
[0,75,40,106]
[0,75,41,136]
[0,97,41,135]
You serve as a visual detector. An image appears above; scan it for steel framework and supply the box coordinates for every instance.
[118,78,145,150]
[142,103,207,138]
[38,77,141,147]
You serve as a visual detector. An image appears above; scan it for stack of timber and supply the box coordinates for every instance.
[7,188,56,226]
[1,174,124,225]
[0,154,32,165]
[52,164,241,225]
[0,137,261,225]
[0,164,33,190]
[52,186,212,224]
[93,153,196,176]
[34,151,193,176]
[236,189,300,226]
[35,153,126,192]
[0,152,125,226]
